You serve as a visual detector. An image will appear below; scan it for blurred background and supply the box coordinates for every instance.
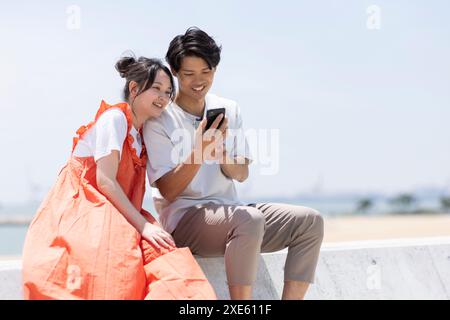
[1,0,450,258]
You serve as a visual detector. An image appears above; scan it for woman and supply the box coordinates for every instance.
[22,55,217,300]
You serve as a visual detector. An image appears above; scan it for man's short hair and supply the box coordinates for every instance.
[166,27,222,72]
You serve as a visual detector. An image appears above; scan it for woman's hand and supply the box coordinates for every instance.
[141,222,176,250]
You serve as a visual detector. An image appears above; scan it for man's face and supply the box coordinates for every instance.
[175,56,216,101]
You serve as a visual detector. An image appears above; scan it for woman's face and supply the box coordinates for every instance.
[175,56,215,101]
[131,70,172,119]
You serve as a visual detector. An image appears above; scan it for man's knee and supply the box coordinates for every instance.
[308,209,324,240]
[290,206,324,240]
[234,206,265,237]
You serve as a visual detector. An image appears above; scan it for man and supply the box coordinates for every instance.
[143,27,324,300]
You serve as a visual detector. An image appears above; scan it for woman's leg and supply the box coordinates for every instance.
[171,203,266,300]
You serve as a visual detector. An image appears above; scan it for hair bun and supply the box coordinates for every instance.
[115,56,137,78]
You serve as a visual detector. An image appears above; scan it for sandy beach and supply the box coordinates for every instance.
[1,213,449,261]
[323,213,450,242]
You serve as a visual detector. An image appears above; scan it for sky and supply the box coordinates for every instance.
[0,0,449,204]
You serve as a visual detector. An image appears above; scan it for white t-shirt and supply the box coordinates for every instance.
[143,93,252,233]
[73,108,142,161]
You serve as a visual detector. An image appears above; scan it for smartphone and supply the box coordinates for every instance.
[205,108,225,131]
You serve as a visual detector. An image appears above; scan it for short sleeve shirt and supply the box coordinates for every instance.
[73,108,142,161]
[142,94,252,233]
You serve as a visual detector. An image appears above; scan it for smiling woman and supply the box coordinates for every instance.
[116,56,176,109]
[20,53,217,300]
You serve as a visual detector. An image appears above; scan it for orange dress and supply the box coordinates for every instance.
[22,101,217,300]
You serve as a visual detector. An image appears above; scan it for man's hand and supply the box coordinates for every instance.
[194,114,228,163]
[220,151,250,182]
[155,115,228,202]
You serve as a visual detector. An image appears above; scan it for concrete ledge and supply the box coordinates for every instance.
[0,260,22,300]
[2,237,450,300]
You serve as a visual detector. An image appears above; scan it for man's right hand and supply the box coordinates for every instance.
[154,114,228,203]
[194,114,228,163]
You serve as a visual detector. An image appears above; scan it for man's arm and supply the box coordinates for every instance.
[220,153,250,182]
[155,115,227,202]
[155,150,202,202]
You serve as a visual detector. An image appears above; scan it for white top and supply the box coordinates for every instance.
[73,108,142,161]
[143,93,252,233]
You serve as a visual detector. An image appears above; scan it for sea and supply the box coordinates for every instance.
[0,195,445,257]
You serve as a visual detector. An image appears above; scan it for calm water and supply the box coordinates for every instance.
[0,225,28,257]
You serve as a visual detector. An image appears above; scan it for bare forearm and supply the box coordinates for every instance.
[156,150,202,202]
[97,179,148,233]
[220,155,249,182]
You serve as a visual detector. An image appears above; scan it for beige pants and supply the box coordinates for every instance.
[171,202,324,286]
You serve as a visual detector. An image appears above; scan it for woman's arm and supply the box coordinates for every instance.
[96,150,175,249]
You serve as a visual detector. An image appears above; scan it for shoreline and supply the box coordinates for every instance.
[2,213,450,260]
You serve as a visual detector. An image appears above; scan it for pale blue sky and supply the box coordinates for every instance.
[1,0,449,204]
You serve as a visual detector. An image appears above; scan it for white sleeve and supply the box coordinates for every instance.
[94,109,128,162]
[230,104,253,162]
[142,120,177,187]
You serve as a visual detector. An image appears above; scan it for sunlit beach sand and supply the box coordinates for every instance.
[323,213,450,242]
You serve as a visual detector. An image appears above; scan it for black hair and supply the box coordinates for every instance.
[115,53,176,102]
[165,27,222,73]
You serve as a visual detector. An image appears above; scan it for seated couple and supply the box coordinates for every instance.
[22,27,324,300]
